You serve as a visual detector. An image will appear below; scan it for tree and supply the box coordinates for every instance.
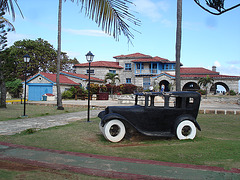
[5,38,74,78]
[194,0,240,15]
[175,0,182,91]
[56,0,140,110]
[0,8,14,108]
[105,73,120,96]
[5,78,22,98]
[198,75,214,97]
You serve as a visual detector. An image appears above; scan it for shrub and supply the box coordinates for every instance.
[197,89,206,95]
[90,83,99,94]
[120,84,137,94]
[74,86,87,96]
[62,90,73,99]
[99,85,107,92]
[229,90,236,96]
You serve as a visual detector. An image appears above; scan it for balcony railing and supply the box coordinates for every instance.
[135,69,159,75]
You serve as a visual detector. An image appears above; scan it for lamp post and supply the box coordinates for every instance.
[86,51,94,122]
[23,54,30,117]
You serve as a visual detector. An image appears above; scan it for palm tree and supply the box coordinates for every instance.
[105,72,120,97]
[56,0,64,110]
[56,0,140,110]
[0,0,23,20]
[175,0,182,91]
[198,75,214,97]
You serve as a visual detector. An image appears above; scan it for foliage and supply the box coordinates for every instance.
[90,83,99,94]
[104,73,120,85]
[197,89,206,95]
[198,75,214,96]
[120,84,137,94]
[0,8,14,108]
[62,90,73,99]
[99,85,107,92]
[229,90,236,96]
[6,38,77,80]
[68,86,87,97]
[194,0,240,15]
[0,0,23,21]
[20,128,37,135]
[5,79,22,98]
[61,56,79,73]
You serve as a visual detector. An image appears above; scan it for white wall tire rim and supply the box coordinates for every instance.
[176,120,196,140]
[103,120,126,142]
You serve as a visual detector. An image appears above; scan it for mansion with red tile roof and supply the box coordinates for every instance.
[74,53,240,93]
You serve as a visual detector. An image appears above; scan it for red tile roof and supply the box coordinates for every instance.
[74,61,123,69]
[113,53,152,59]
[61,71,104,82]
[132,56,176,63]
[179,68,240,79]
[39,72,79,85]
[180,67,219,75]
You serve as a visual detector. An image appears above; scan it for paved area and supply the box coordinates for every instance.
[0,110,101,135]
[0,142,239,180]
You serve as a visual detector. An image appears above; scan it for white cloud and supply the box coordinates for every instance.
[6,32,32,47]
[217,65,240,76]
[64,29,110,37]
[214,61,221,67]
[65,51,81,59]
[132,0,169,22]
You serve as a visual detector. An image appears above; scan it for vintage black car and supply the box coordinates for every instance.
[98,91,201,142]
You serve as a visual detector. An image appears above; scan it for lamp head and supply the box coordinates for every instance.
[85,51,94,63]
[23,54,30,63]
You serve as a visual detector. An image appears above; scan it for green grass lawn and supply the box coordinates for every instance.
[0,114,239,171]
[0,104,86,121]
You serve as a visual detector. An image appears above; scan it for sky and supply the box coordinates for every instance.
[6,0,240,91]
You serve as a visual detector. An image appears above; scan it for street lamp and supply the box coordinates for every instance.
[86,51,94,122]
[23,54,30,117]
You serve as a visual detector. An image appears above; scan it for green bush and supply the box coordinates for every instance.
[197,89,206,95]
[120,84,137,94]
[62,90,73,99]
[229,90,236,96]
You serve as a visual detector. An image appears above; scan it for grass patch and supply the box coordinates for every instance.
[0,114,239,170]
[0,160,109,180]
[0,104,86,121]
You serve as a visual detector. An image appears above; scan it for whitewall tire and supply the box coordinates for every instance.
[176,120,196,140]
[103,119,126,142]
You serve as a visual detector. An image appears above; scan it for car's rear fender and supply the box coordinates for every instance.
[174,114,201,131]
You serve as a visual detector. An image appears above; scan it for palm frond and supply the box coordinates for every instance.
[72,0,140,43]
[0,16,15,31]
[0,0,24,20]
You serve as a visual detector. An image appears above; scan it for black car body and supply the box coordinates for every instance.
[98,91,201,142]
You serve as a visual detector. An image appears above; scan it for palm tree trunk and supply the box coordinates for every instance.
[56,0,64,110]
[175,0,182,91]
[0,57,6,108]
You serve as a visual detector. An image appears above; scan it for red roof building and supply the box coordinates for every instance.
[25,71,104,101]
[73,53,240,94]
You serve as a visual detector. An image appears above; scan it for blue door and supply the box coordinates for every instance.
[28,84,53,101]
